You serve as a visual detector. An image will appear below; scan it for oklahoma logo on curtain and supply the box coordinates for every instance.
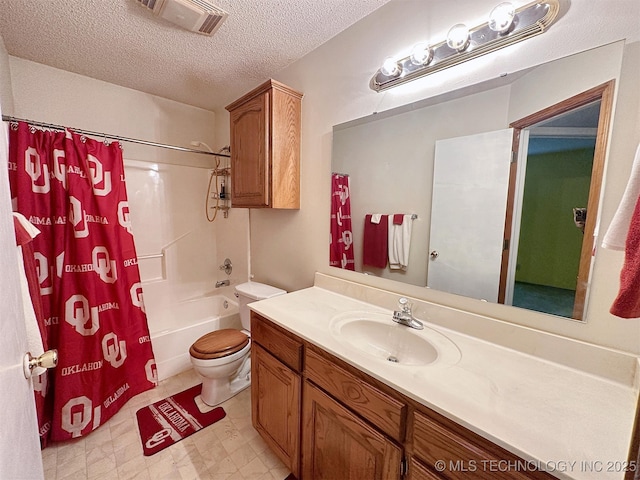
[330,173,355,270]
[8,121,157,445]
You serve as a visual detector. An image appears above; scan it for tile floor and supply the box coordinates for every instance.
[41,369,291,480]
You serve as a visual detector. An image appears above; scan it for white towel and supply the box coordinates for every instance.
[388,215,413,270]
[602,143,640,250]
[13,212,46,376]
[370,214,382,224]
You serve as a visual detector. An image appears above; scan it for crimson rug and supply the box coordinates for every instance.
[136,384,226,456]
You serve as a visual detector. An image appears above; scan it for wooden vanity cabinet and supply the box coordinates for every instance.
[408,409,553,480]
[250,312,303,477]
[225,79,302,209]
[302,346,405,479]
[251,313,554,480]
[302,380,403,480]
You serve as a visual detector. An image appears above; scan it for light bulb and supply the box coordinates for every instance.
[381,57,401,77]
[489,2,516,33]
[447,24,470,51]
[410,42,432,66]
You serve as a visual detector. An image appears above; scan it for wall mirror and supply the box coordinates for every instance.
[330,43,618,321]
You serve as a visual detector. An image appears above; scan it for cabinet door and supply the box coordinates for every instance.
[302,381,402,480]
[252,344,300,476]
[409,457,444,480]
[230,91,270,207]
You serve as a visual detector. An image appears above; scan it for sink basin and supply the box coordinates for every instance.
[330,311,460,367]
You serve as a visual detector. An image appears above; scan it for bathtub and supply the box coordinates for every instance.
[149,294,241,381]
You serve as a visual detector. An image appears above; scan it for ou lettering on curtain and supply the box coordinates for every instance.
[330,173,354,270]
[8,121,157,445]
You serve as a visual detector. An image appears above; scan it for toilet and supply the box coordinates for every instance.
[189,281,286,406]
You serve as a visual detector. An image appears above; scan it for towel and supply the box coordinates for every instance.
[602,143,640,250]
[363,214,388,268]
[609,194,640,318]
[388,214,413,270]
[370,214,383,224]
[13,213,47,374]
[393,214,404,225]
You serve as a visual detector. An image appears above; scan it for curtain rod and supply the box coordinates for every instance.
[1,115,230,158]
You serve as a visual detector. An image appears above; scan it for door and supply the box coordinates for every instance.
[302,381,402,480]
[252,343,300,477]
[229,92,270,207]
[428,129,514,302]
[0,121,44,478]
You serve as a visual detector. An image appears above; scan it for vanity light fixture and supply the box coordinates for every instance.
[446,24,471,51]
[370,0,560,92]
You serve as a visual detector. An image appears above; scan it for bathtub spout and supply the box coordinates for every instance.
[215,280,230,288]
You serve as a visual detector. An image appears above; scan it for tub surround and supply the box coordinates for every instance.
[151,294,241,381]
[249,274,639,480]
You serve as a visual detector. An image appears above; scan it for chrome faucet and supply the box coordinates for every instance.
[392,297,424,330]
[215,279,230,288]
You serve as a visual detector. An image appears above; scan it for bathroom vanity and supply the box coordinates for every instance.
[249,274,639,480]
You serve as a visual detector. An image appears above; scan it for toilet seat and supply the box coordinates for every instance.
[189,329,249,360]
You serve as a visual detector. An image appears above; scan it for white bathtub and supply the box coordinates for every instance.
[149,294,241,381]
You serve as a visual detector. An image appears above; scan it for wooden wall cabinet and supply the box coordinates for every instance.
[225,79,302,209]
[251,312,553,480]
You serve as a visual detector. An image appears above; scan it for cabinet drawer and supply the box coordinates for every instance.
[305,348,406,442]
[251,312,303,372]
[412,411,549,480]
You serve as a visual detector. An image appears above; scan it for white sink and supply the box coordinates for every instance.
[330,311,460,367]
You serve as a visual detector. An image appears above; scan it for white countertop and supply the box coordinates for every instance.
[249,286,638,480]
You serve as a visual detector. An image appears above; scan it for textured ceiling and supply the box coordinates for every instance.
[0,0,392,111]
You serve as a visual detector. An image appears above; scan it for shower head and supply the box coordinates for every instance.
[190,140,214,152]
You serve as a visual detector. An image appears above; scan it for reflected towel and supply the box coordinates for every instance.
[610,194,640,318]
[363,214,388,268]
[603,143,640,250]
[388,214,413,270]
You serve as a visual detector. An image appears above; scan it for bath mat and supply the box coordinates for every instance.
[136,384,226,456]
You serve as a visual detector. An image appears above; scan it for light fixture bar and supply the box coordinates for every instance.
[370,0,560,92]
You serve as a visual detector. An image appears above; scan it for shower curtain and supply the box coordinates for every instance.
[8,121,157,446]
[330,173,354,270]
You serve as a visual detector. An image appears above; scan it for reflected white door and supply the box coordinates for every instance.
[428,129,514,302]
[0,121,44,478]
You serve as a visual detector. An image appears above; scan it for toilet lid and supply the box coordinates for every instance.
[189,329,249,360]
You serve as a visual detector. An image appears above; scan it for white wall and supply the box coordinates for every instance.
[333,85,511,286]
[238,0,640,354]
[6,57,250,337]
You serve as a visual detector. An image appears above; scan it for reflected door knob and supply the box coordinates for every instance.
[430,250,439,260]
[23,349,58,379]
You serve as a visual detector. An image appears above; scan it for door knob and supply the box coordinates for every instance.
[23,350,58,379]
[430,250,439,260]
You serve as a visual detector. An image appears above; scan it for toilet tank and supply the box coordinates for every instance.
[235,282,286,330]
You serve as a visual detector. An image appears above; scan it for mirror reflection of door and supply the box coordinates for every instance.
[428,129,514,302]
[500,81,614,320]
[429,81,614,320]
[508,103,599,317]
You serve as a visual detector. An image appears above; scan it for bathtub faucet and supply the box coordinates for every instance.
[215,279,230,288]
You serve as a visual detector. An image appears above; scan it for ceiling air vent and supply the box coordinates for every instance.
[136,0,228,36]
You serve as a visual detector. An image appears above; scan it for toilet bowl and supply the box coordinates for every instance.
[189,281,286,406]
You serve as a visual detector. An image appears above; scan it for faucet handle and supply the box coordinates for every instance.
[398,297,412,313]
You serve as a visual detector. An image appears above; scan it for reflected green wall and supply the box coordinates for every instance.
[515,147,594,290]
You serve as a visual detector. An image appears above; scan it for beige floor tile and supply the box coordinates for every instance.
[42,369,290,480]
